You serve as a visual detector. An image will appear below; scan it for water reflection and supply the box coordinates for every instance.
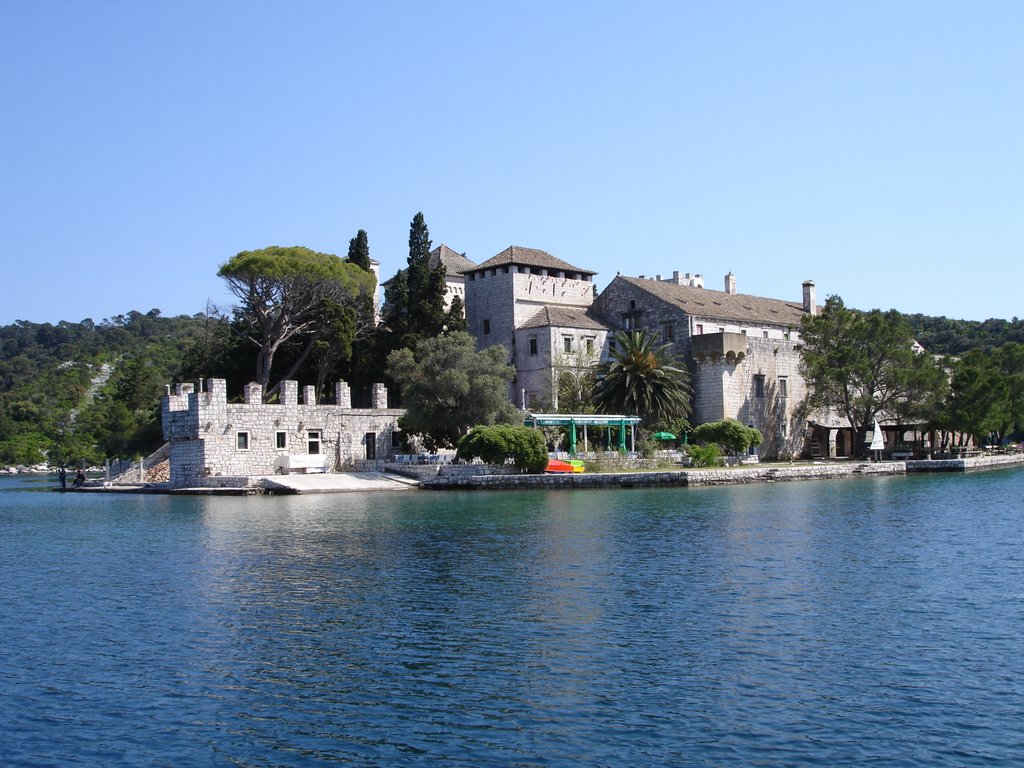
[2,472,1024,766]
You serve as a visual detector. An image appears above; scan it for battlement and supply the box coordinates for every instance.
[160,379,404,487]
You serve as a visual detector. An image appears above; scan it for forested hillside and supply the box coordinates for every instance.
[904,314,1024,356]
[0,310,223,466]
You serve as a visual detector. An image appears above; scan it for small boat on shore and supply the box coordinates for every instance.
[545,459,585,474]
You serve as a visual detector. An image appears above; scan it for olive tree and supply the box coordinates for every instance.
[386,331,521,451]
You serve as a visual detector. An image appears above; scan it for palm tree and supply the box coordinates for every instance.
[593,329,692,426]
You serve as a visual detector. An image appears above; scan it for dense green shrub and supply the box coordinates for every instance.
[456,424,548,473]
[687,444,722,468]
[692,418,762,455]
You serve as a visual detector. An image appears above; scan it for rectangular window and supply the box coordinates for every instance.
[763,330,769,339]
[307,430,321,455]
[754,375,766,398]
[529,338,538,356]
[236,432,250,451]
[779,377,788,399]
[695,323,703,335]
[563,336,572,353]
[622,312,642,330]
[608,339,617,354]
[365,432,376,460]
[483,319,490,335]
[585,338,594,354]
[662,323,674,342]
[275,431,287,449]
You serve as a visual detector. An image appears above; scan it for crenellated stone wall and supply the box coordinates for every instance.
[162,378,405,488]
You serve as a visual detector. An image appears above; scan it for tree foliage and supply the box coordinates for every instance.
[218,246,375,396]
[593,330,691,427]
[346,229,372,272]
[0,311,218,466]
[386,331,520,451]
[687,443,722,468]
[381,213,450,351]
[692,418,762,455]
[935,346,1023,445]
[903,314,1024,356]
[800,296,945,455]
[456,424,548,472]
[554,347,599,413]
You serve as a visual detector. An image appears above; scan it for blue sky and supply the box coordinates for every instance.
[2,1,1021,325]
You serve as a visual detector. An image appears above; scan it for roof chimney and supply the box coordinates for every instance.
[725,272,737,295]
[802,280,817,315]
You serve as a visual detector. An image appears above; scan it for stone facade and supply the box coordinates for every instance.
[429,244,476,313]
[162,378,404,488]
[591,273,813,458]
[462,246,598,404]
[514,307,608,409]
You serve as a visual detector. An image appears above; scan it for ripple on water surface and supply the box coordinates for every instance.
[1,471,1023,766]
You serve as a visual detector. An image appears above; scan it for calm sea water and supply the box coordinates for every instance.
[2,470,1023,767]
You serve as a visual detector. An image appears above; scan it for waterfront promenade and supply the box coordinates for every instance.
[57,451,1024,494]
[418,452,1024,491]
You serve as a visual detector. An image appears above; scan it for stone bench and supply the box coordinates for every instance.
[274,454,328,474]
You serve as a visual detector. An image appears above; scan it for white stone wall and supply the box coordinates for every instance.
[513,326,554,408]
[162,378,405,488]
[443,274,466,312]
[465,265,597,403]
[513,324,606,410]
[510,272,594,327]
[693,337,807,458]
[465,270,517,359]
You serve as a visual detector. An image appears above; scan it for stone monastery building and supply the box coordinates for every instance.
[459,245,818,459]
[160,242,822,487]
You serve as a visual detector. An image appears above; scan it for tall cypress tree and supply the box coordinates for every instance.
[385,212,448,348]
[347,229,372,272]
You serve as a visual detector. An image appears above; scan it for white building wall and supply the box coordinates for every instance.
[162,378,404,487]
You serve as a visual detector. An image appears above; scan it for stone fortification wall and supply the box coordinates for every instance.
[162,378,404,488]
[464,265,597,406]
[465,268,595,358]
[464,270,516,357]
[509,272,594,326]
[907,453,1024,472]
[693,336,807,459]
[386,463,524,481]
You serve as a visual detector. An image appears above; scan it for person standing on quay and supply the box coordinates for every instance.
[58,466,67,489]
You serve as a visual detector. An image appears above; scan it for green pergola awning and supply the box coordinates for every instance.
[524,413,641,456]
